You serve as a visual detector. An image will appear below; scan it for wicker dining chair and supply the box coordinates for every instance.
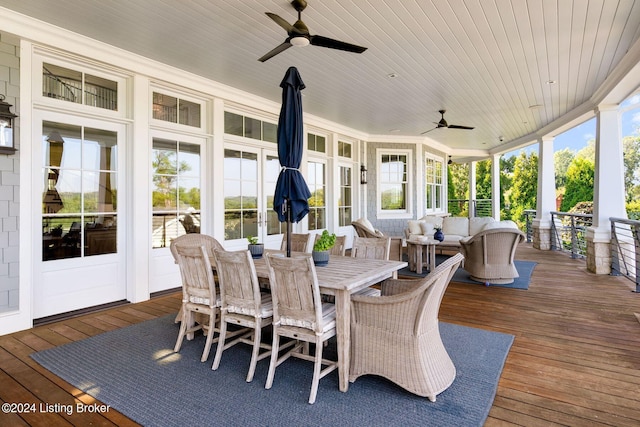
[173,244,220,363]
[349,252,464,402]
[211,249,274,382]
[280,232,314,253]
[264,253,338,404]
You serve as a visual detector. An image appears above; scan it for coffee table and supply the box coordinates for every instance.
[407,237,439,274]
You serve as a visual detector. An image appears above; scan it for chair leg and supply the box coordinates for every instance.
[201,311,217,362]
[212,317,228,370]
[173,307,189,352]
[265,332,280,390]
[308,339,323,404]
[246,325,261,383]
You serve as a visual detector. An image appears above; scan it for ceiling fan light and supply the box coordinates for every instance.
[290,36,310,47]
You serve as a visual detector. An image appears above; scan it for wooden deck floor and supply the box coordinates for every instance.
[1,244,639,426]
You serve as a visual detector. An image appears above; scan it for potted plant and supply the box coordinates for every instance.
[312,230,336,266]
[247,235,264,259]
[433,226,445,242]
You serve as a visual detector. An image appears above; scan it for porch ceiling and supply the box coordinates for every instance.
[1,0,640,157]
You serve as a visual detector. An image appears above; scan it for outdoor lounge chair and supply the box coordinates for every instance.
[459,227,525,284]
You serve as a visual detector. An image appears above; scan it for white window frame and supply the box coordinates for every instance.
[150,85,207,132]
[424,152,446,214]
[376,148,412,219]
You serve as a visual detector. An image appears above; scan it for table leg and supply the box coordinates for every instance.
[429,244,436,272]
[415,244,423,274]
[334,289,350,392]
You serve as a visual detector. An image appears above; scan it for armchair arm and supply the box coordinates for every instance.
[379,277,424,296]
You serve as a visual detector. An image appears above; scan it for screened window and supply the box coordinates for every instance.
[152,92,201,127]
[308,161,326,230]
[338,166,353,226]
[425,155,444,212]
[151,139,201,248]
[379,152,408,212]
[43,63,118,111]
[42,121,118,260]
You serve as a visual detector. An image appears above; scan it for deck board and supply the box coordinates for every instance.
[1,244,639,426]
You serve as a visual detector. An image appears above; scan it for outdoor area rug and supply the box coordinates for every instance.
[399,255,536,289]
[32,314,514,427]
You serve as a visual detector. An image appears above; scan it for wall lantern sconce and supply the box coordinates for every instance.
[360,164,368,185]
[0,95,18,155]
[447,155,453,165]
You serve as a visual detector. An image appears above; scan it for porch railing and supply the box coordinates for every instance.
[523,209,535,242]
[610,217,640,292]
[550,211,592,259]
[447,199,492,217]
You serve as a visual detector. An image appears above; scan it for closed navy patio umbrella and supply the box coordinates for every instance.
[273,66,311,257]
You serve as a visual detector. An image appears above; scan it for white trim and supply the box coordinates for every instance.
[375,148,412,218]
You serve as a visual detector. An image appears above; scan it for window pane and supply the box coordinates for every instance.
[224,112,243,136]
[85,216,117,256]
[84,73,118,110]
[178,99,201,127]
[263,122,277,143]
[244,117,261,139]
[83,171,117,212]
[42,63,82,104]
[153,93,178,123]
[83,128,118,171]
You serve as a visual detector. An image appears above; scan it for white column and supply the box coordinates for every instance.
[587,104,627,273]
[533,137,555,249]
[468,161,476,218]
[491,153,501,220]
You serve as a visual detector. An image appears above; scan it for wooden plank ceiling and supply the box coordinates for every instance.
[1,0,639,154]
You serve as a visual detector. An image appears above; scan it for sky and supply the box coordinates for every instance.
[505,95,640,157]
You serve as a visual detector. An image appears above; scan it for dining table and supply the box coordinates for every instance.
[251,250,407,392]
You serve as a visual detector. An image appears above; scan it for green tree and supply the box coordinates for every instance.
[509,151,538,227]
[554,148,575,188]
[447,162,469,216]
[623,135,640,202]
[475,160,492,199]
[559,157,594,211]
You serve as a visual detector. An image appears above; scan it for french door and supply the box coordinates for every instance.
[34,113,126,318]
[223,144,283,250]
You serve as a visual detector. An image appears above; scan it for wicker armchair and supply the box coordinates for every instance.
[459,227,525,284]
[351,220,403,261]
[349,253,464,402]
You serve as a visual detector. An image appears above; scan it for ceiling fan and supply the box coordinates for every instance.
[258,0,368,62]
[421,110,475,134]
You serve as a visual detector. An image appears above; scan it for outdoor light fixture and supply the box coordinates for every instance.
[360,164,368,185]
[290,36,310,47]
[0,94,18,154]
[448,155,453,165]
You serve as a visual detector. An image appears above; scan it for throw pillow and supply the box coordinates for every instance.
[408,220,425,235]
[420,222,434,236]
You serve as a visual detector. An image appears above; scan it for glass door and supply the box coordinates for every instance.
[224,145,283,250]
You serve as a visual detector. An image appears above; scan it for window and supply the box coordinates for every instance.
[425,155,444,212]
[151,138,201,248]
[42,121,118,260]
[308,133,326,153]
[308,161,326,230]
[42,63,118,111]
[224,111,277,143]
[378,151,409,214]
[223,149,258,240]
[152,92,201,127]
[338,165,353,226]
[338,140,352,158]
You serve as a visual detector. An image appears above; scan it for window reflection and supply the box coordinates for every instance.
[42,121,118,260]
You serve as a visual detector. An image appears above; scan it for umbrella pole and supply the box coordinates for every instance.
[286,198,292,258]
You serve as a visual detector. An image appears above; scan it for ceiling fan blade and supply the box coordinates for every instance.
[309,35,367,53]
[421,127,438,135]
[447,125,475,130]
[258,42,292,62]
[265,12,297,34]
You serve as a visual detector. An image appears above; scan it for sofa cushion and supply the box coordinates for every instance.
[419,215,444,229]
[354,217,375,233]
[420,222,434,236]
[469,217,496,235]
[442,217,469,237]
[408,220,425,235]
